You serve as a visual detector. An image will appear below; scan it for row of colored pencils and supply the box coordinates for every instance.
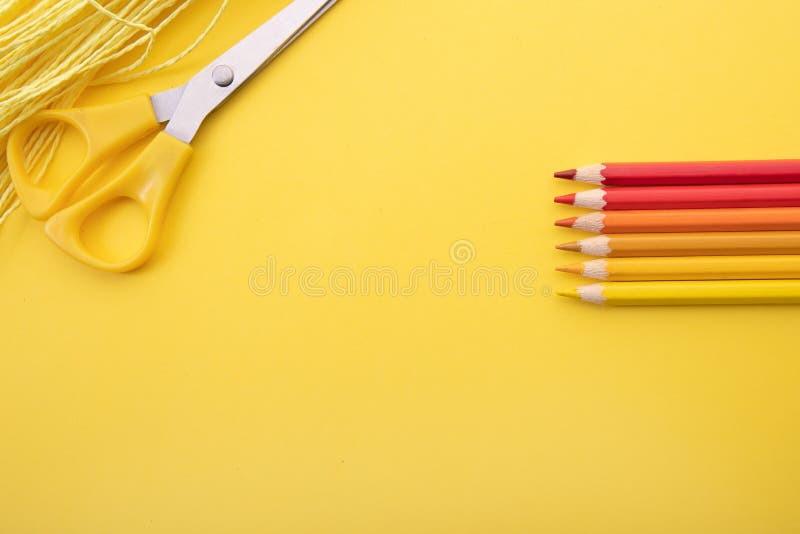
[554,160,800,305]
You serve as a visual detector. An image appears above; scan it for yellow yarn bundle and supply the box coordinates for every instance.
[0,0,227,226]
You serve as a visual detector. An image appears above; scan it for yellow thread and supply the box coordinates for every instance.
[94,0,229,85]
[0,0,227,226]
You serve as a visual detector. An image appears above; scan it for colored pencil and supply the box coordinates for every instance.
[558,280,800,306]
[555,207,800,234]
[554,160,800,186]
[556,231,800,257]
[557,256,800,281]
[553,183,800,210]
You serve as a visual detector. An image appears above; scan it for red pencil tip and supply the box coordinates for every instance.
[555,217,577,228]
[554,194,576,205]
[554,169,577,179]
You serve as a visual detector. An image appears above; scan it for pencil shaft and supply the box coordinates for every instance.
[556,184,800,210]
[570,256,800,281]
[559,160,800,186]
[565,280,800,305]
[565,208,800,234]
[564,232,800,257]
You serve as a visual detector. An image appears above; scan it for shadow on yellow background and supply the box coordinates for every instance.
[1,1,799,532]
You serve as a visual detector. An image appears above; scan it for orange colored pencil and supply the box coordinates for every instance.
[555,207,800,234]
[556,231,800,257]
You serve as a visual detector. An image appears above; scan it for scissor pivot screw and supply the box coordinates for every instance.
[212,65,235,87]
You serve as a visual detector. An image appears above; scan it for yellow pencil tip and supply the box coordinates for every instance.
[556,242,580,252]
[556,264,582,275]
[557,288,579,299]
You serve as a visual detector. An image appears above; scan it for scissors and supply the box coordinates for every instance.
[7,0,338,272]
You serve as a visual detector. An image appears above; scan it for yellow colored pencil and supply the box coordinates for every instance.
[558,280,800,306]
[557,255,800,281]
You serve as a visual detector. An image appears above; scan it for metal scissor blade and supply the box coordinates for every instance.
[165,0,338,143]
[150,85,186,123]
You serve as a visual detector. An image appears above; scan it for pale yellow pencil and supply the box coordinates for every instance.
[557,255,800,281]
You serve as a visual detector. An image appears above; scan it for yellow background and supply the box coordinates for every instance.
[2,0,800,531]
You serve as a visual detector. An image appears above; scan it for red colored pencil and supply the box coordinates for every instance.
[554,160,800,186]
[554,184,800,211]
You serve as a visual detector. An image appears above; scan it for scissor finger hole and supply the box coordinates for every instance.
[80,198,148,264]
[20,119,88,191]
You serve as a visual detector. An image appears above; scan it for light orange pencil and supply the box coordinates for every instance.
[557,256,800,281]
[555,207,800,234]
[556,231,800,257]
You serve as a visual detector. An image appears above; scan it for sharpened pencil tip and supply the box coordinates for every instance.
[556,242,581,252]
[556,264,583,275]
[557,288,579,299]
[554,193,576,205]
[554,169,577,179]
[555,217,577,228]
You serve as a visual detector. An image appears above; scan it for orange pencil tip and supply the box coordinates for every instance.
[556,242,581,252]
[554,193,576,205]
[555,217,577,228]
[556,264,582,275]
[554,169,577,179]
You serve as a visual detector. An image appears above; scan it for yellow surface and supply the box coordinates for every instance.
[1,0,800,531]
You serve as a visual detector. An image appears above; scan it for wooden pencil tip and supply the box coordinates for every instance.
[556,264,583,275]
[557,288,579,299]
[555,217,577,228]
[554,169,577,179]
[556,242,581,252]
[554,193,576,205]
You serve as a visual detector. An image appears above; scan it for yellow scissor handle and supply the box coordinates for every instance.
[7,95,161,220]
[44,132,193,272]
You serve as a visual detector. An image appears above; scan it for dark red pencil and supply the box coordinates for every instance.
[554,160,800,186]
[554,183,800,211]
